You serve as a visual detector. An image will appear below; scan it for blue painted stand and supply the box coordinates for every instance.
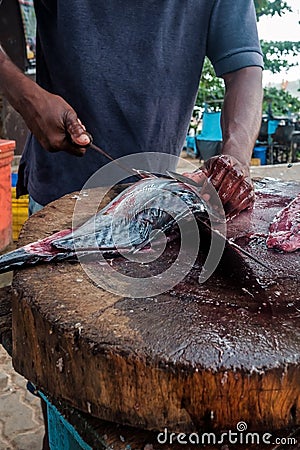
[185,135,198,157]
[39,392,92,450]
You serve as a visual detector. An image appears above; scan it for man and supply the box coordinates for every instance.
[0,0,263,217]
[0,1,263,447]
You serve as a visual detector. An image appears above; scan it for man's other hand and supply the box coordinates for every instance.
[183,154,254,219]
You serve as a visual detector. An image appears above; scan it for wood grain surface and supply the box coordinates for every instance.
[11,179,300,434]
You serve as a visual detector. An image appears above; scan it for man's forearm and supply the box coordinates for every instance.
[0,45,91,155]
[221,66,263,169]
[0,44,39,115]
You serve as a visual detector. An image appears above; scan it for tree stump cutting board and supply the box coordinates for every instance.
[12,178,300,433]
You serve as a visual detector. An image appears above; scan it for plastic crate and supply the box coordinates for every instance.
[0,140,15,251]
[11,175,29,241]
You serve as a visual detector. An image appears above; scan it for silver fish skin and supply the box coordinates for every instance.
[0,175,216,273]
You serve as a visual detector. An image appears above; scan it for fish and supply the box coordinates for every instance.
[266,192,300,252]
[0,173,223,274]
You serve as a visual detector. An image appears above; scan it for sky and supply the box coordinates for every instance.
[256,0,300,85]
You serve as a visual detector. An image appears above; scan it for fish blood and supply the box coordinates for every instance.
[266,193,300,252]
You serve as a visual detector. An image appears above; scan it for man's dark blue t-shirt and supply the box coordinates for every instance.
[19,0,263,205]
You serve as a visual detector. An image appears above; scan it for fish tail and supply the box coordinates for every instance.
[0,247,75,274]
[0,248,42,273]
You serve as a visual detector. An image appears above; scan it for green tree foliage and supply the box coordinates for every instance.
[254,0,291,19]
[195,58,224,109]
[263,86,300,115]
[261,40,300,73]
[197,1,299,112]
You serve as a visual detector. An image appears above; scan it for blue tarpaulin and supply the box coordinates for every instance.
[197,111,222,141]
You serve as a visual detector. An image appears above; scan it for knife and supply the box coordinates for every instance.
[166,170,205,188]
[89,142,138,177]
[72,132,138,177]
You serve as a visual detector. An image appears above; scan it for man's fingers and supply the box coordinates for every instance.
[202,155,254,217]
[204,155,233,191]
[47,142,86,156]
[64,145,87,157]
[216,169,244,206]
[182,169,207,185]
[225,180,255,217]
[64,110,91,147]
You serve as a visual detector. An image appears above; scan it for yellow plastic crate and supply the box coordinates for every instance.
[11,187,29,241]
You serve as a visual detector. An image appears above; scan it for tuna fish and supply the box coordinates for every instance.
[0,174,222,274]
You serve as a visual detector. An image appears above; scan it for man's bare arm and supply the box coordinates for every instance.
[184,66,263,217]
[221,66,263,171]
[0,45,90,155]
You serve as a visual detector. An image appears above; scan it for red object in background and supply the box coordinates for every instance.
[0,140,15,251]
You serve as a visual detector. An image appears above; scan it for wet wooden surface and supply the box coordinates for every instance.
[0,285,12,355]
[11,179,300,437]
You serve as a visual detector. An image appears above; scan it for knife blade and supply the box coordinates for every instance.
[89,142,138,177]
[166,170,205,188]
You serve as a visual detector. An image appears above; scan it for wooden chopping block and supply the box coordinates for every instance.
[11,179,300,434]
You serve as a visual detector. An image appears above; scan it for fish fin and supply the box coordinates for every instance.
[131,169,158,179]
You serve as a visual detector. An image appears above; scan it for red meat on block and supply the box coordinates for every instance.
[266,193,300,252]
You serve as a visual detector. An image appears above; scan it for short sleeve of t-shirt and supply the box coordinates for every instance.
[206,0,264,76]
